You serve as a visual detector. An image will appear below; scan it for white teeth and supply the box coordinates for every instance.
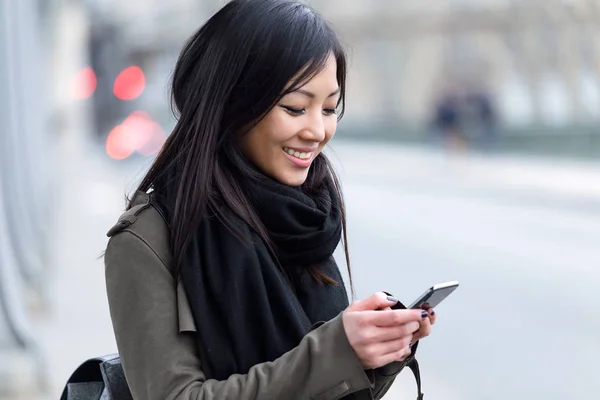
[283,147,312,160]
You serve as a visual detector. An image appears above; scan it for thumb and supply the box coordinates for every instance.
[348,292,399,312]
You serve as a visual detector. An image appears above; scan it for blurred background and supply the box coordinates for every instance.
[1,0,600,399]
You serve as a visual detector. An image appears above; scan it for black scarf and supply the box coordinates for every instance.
[177,174,352,381]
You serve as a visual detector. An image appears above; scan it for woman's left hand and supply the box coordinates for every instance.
[380,305,436,345]
[411,307,435,342]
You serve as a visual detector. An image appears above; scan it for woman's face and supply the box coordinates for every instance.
[239,55,340,187]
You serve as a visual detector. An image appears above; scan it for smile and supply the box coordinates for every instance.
[282,146,313,160]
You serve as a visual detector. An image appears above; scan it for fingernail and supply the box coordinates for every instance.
[421,311,428,319]
[430,310,435,315]
[386,296,399,303]
[408,342,413,348]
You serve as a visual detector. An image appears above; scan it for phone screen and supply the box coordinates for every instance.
[409,283,458,309]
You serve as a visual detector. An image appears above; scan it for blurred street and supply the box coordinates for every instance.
[6,138,598,400]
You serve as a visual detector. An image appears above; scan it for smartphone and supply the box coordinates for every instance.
[408,281,459,309]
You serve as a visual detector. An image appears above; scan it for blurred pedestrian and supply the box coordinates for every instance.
[465,89,498,152]
[104,1,436,399]
[431,85,466,153]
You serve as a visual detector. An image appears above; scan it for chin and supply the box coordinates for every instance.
[275,169,309,187]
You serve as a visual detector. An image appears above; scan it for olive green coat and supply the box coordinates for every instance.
[105,192,403,400]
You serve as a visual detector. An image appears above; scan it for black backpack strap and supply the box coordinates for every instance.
[407,358,424,400]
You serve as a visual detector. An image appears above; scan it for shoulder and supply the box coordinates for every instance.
[105,191,172,274]
[105,191,197,332]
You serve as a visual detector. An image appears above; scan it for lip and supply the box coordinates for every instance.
[282,147,313,168]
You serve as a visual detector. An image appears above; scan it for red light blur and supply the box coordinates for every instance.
[113,66,146,100]
[106,125,135,160]
[105,111,167,160]
[70,67,97,100]
[138,121,167,156]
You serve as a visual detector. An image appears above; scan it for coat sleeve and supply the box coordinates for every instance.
[105,230,372,400]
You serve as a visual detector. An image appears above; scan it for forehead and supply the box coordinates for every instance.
[288,55,339,92]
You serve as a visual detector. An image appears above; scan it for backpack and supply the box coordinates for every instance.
[59,354,133,400]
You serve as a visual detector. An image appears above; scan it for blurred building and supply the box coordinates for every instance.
[54,0,600,157]
[322,0,600,126]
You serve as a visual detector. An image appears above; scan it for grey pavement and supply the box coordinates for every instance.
[5,139,600,399]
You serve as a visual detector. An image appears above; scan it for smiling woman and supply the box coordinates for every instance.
[101,1,436,399]
[240,55,341,186]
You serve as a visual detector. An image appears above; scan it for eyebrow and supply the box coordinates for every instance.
[293,88,341,99]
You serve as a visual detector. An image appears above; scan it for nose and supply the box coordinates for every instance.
[299,112,326,143]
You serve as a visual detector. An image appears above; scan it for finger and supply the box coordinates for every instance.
[371,335,412,356]
[412,315,432,342]
[377,345,413,366]
[420,305,436,324]
[348,292,399,312]
[428,309,437,325]
[372,323,420,342]
[367,309,428,327]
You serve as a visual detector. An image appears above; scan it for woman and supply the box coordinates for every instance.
[104,1,437,399]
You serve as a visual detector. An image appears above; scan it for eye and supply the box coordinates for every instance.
[323,108,337,116]
[281,106,305,116]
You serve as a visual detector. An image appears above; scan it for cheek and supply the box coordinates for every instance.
[244,119,278,150]
[270,114,300,142]
[324,119,338,142]
[240,131,269,165]
[259,114,293,144]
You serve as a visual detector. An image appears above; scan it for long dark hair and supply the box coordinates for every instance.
[131,0,353,293]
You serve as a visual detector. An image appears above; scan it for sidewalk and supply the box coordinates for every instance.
[331,140,600,211]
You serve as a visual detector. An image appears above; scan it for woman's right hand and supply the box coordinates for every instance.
[342,292,428,369]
